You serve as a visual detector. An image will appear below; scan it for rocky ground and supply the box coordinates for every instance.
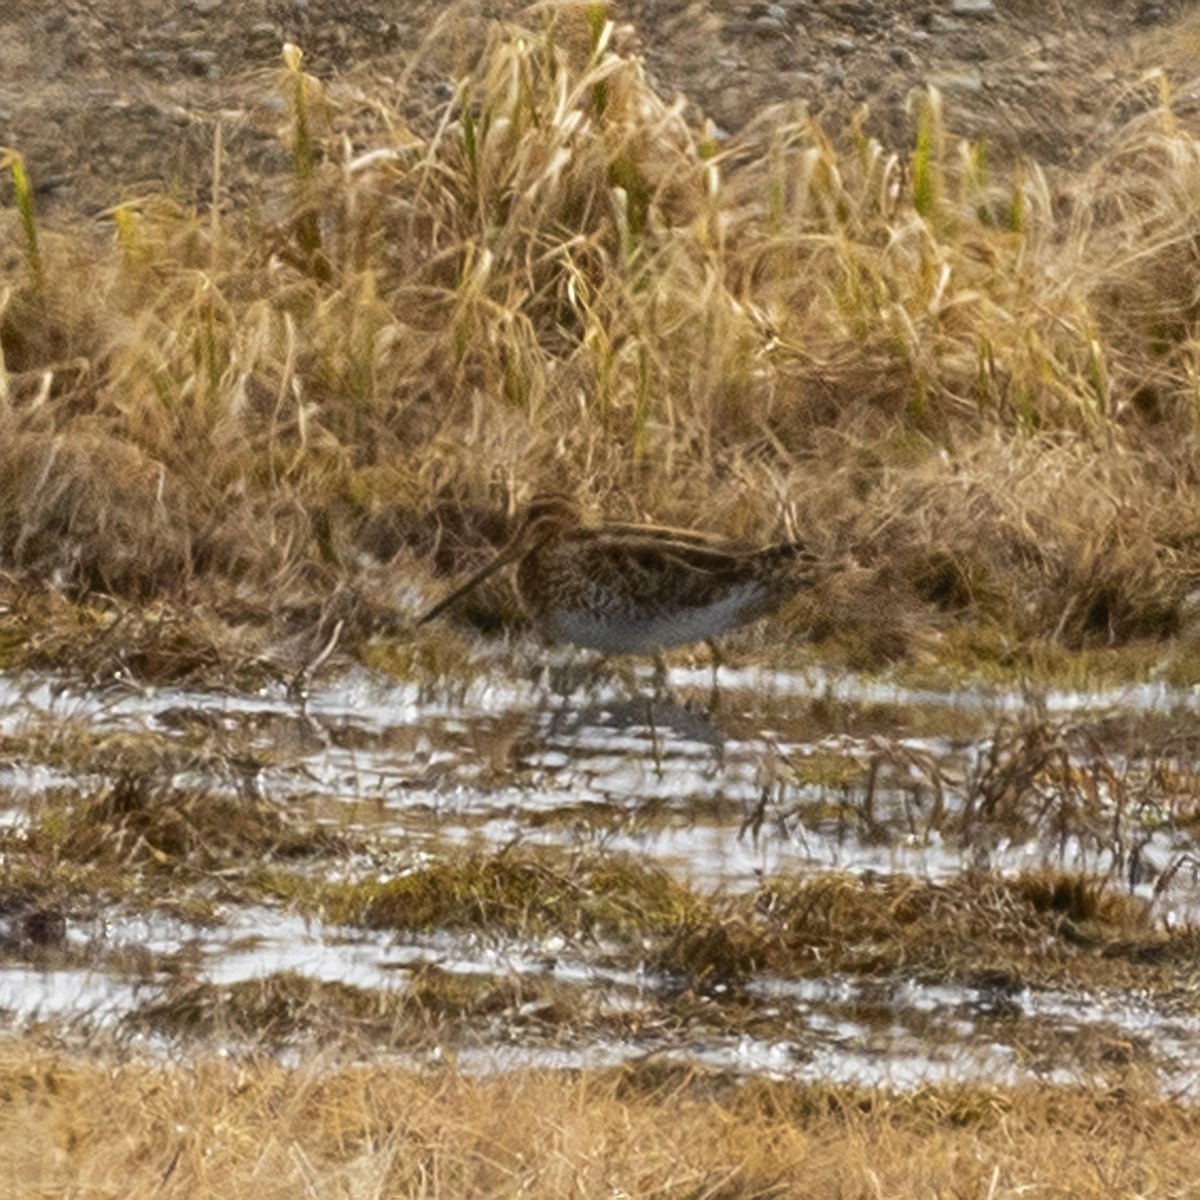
[2,0,1198,222]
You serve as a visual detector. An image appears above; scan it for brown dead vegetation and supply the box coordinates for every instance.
[0,1037,1194,1199]
[1,10,1200,678]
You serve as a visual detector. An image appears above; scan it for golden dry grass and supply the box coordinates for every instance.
[2,7,1200,668]
[0,1036,1194,1199]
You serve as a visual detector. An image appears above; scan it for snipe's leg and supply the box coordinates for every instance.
[705,638,724,712]
[652,651,670,696]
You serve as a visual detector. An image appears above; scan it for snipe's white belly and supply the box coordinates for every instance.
[545,584,765,653]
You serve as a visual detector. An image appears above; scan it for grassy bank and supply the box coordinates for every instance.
[0,1036,1193,1198]
[1,7,1200,675]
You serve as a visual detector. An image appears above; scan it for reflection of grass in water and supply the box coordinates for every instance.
[763,707,1200,875]
[4,658,1200,1095]
[3,690,1200,999]
[116,952,1176,1089]
[125,963,616,1047]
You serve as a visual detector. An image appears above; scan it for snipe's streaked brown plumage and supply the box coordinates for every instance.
[418,494,817,655]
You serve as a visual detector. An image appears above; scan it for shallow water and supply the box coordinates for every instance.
[1,663,1199,1089]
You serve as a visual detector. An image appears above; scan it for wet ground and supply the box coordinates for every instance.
[2,657,1199,1092]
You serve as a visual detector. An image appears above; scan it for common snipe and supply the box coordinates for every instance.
[418,494,817,656]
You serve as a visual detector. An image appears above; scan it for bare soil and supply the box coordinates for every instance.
[2,1,1196,221]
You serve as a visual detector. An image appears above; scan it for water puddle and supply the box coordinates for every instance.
[1,663,1199,1089]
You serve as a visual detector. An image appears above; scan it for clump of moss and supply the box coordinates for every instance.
[403,964,590,1030]
[127,962,611,1046]
[649,914,767,988]
[305,853,705,940]
[756,868,1157,986]
[254,849,770,990]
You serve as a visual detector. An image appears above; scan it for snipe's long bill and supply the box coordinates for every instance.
[418,494,817,655]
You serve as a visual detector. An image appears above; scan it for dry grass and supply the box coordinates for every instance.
[21,772,346,872]
[248,845,1194,995]
[756,868,1178,990]
[2,7,1200,669]
[771,706,1200,875]
[0,1035,1195,1198]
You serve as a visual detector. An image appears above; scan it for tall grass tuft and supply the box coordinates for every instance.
[1,149,42,287]
[281,43,330,281]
